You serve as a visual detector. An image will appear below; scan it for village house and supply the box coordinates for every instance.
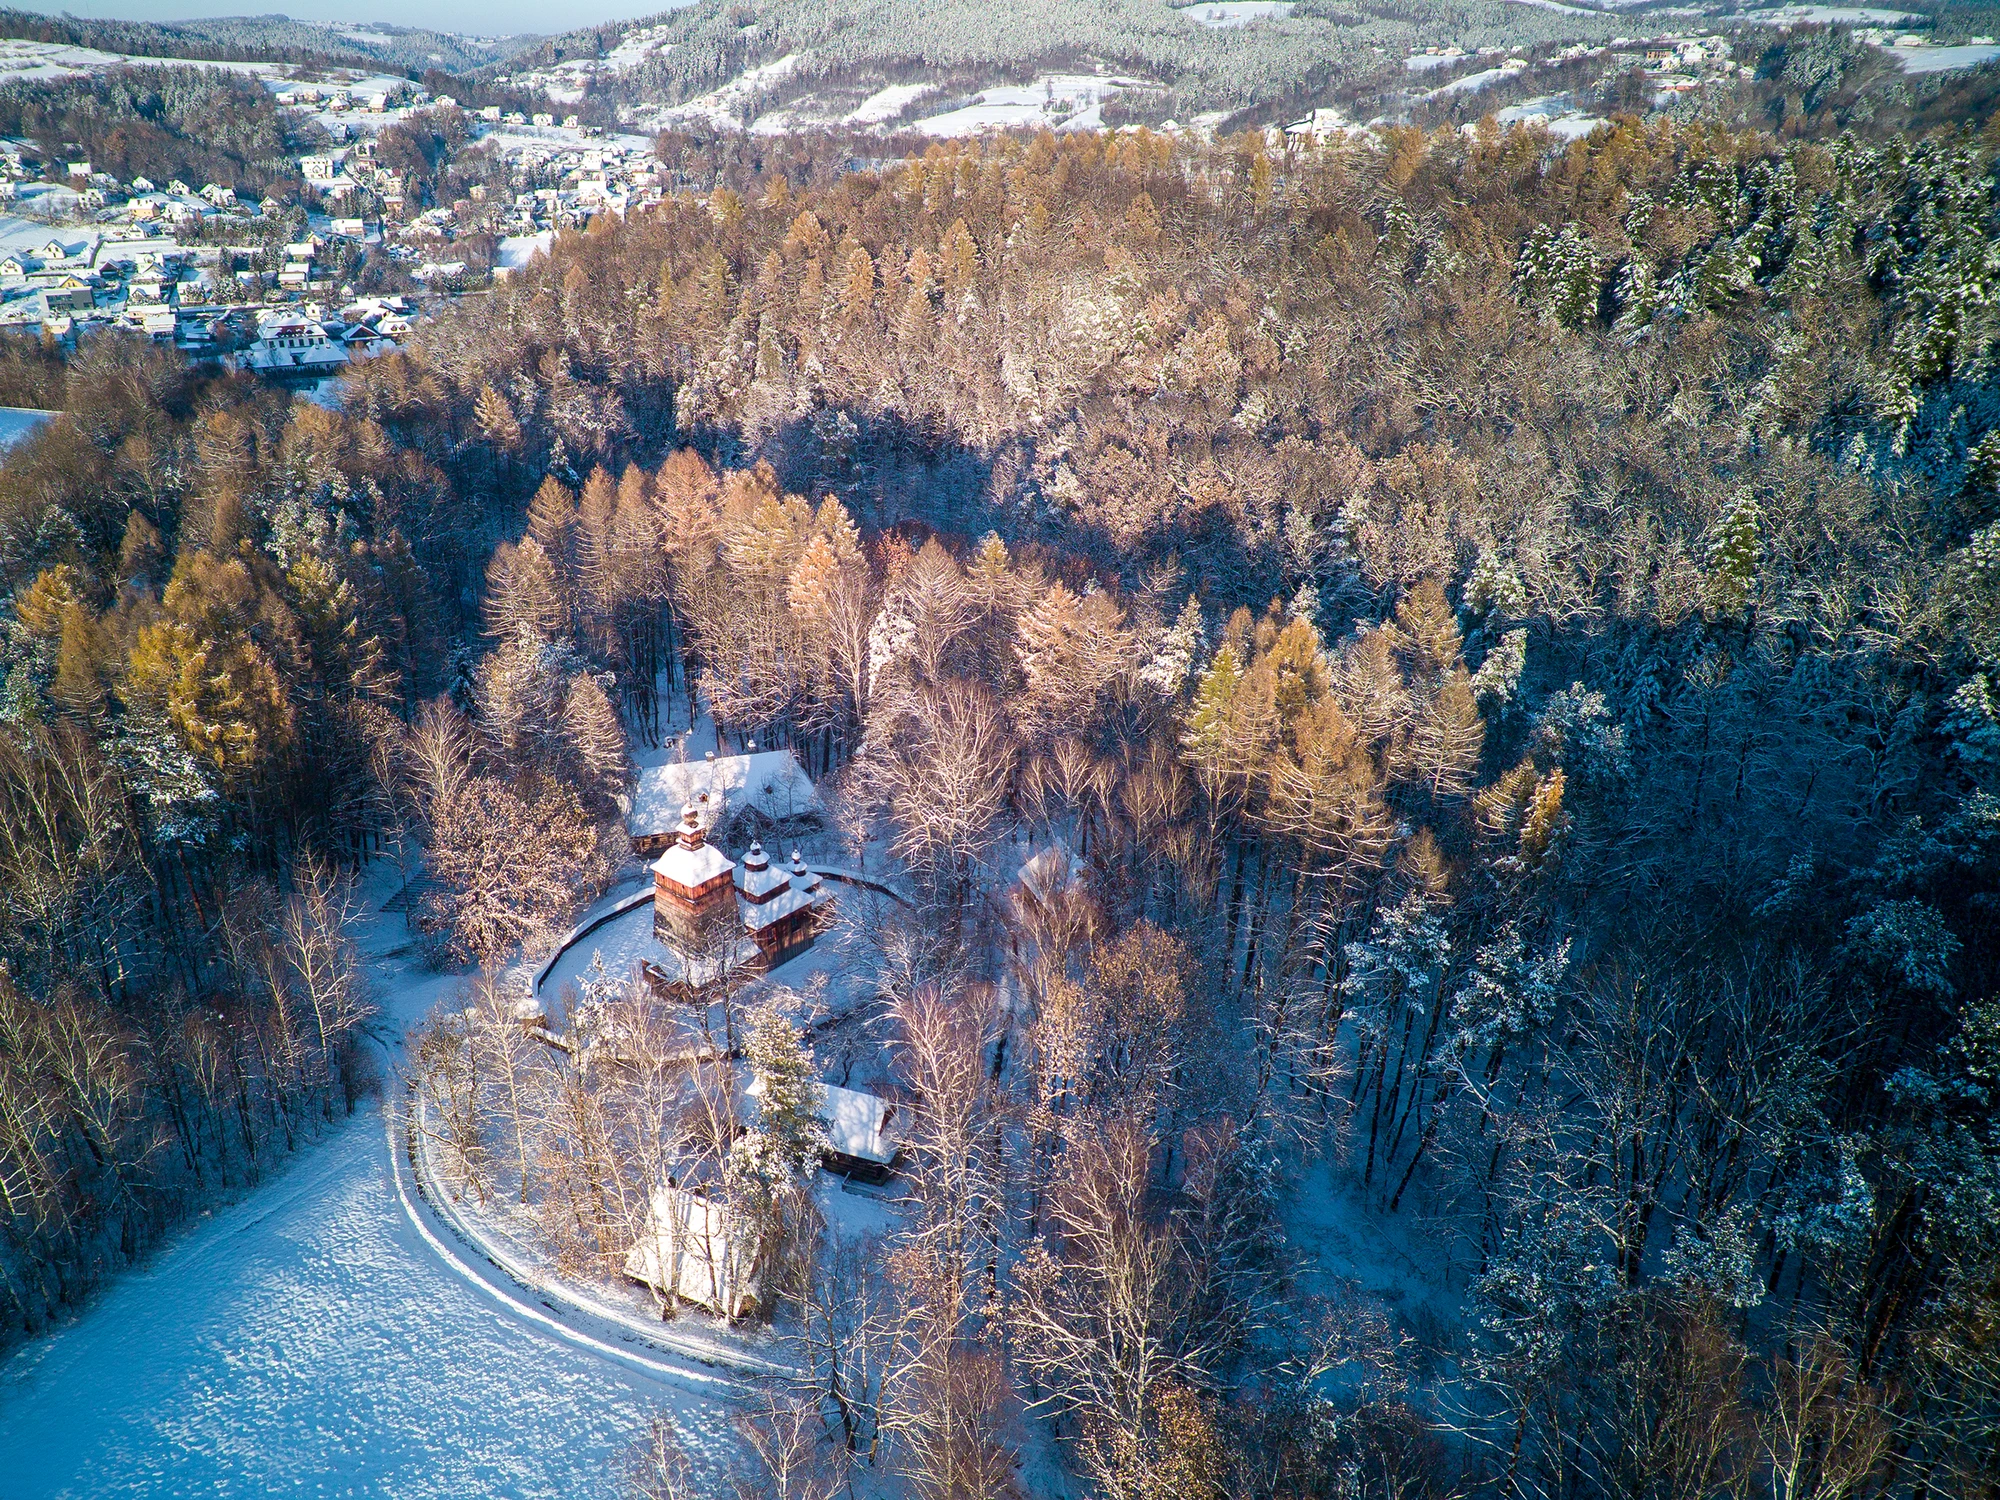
[233,312,348,376]
[747,1074,904,1182]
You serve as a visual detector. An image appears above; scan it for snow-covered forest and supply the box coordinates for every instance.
[2,104,1999,1499]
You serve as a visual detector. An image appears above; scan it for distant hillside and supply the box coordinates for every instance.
[0,10,538,76]
[487,0,2000,136]
[485,0,1628,130]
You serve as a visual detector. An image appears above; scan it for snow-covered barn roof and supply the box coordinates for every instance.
[623,1185,762,1315]
[748,1076,901,1167]
[630,750,820,840]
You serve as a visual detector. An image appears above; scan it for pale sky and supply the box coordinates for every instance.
[12,0,673,39]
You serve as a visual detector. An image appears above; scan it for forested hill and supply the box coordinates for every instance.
[0,65,312,194]
[0,114,1997,1494]
[0,10,535,75]
[490,0,1625,121]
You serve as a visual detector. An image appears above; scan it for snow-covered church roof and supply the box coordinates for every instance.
[649,803,734,890]
[734,843,826,932]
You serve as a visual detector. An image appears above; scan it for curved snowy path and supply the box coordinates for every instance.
[0,890,741,1499]
[0,1102,737,1498]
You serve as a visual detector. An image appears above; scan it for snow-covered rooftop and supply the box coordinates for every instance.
[748,1076,901,1166]
[630,750,820,839]
[650,804,736,890]
[624,1185,762,1314]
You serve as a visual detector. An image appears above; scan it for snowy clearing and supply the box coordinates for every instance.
[656,55,800,132]
[915,74,1150,136]
[1879,42,2000,71]
[844,81,937,125]
[1493,95,1612,137]
[495,231,555,273]
[1178,1,1296,28]
[0,407,55,450]
[1739,4,1926,22]
[0,866,739,1498]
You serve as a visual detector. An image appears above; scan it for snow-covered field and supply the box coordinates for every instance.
[1740,4,1925,22]
[653,55,800,132]
[1178,1,1295,28]
[915,74,1149,136]
[0,1108,740,1497]
[1437,64,1520,95]
[0,871,737,1499]
[496,230,554,274]
[1493,94,1610,137]
[1881,42,2000,71]
[0,38,404,91]
[845,81,937,126]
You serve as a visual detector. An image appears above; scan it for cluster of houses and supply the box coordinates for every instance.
[0,233,219,339]
[0,221,413,370]
[479,138,668,241]
[229,296,413,377]
[0,91,669,353]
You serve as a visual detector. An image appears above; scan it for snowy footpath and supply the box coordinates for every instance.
[0,872,744,1500]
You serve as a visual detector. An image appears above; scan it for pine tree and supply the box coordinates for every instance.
[1515,222,1602,330]
[840,245,877,323]
[740,1001,824,1182]
[117,512,164,589]
[484,538,567,644]
[940,218,980,300]
[564,671,628,808]
[1139,595,1204,698]
[526,475,579,580]
[474,383,521,453]
[576,466,618,653]
[1704,486,1762,620]
[51,600,105,719]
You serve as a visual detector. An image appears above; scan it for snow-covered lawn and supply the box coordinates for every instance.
[0,864,740,1498]
[0,1103,738,1498]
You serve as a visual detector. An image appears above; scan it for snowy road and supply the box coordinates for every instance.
[0,902,742,1499]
